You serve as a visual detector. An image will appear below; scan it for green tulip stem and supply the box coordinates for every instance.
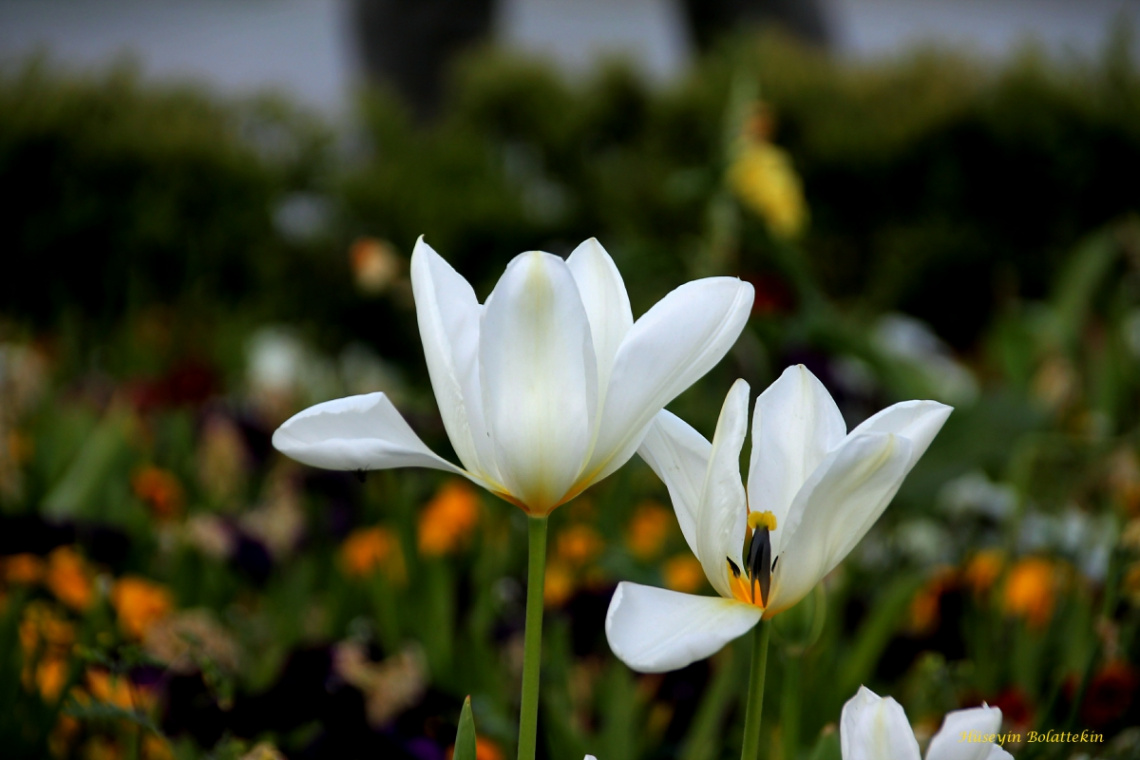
[740,621,771,760]
[781,652,801,760]
[517,515,549,760]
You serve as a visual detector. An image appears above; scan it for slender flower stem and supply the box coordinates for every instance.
[740,621,771,760]
[780,653,801,760]
[517,515,549,760]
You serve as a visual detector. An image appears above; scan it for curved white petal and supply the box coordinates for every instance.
[747,365,846,555]
[768,433,913,615]
[583,277,754,485]
[480,251,597,513]
[272,393,467,475]
[411,238,497,479]
[636,409,712,560]
[605,582,761,673]
[696,380,751,599]
[840,687,922,760]
[848,400,953,471]
[925,705,1010,760]
[566,238,633,397]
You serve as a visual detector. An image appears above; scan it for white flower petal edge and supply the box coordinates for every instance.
[272,393,469,476]
[925,705,1013,760]
[840,686,921,760]
[585,277,754,486]
[411,237,497,479]
[841,687,1012,760]
[274,238,754,517]
[605,582,761,674]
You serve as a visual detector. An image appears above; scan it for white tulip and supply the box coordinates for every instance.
[606,365,952,672]
[841,686,1013,760]
[272,237,754,516]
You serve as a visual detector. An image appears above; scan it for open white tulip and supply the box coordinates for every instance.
[841,686,1013,760]
[272,237,754,516]
[606,365,952,672]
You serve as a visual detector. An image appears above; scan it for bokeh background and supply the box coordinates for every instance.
[2,1,1140,759]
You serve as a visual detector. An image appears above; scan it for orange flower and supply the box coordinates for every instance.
[85,668,156,711]
[418,480,480,557]
[32,657,69,700]
[964,549,1004,595]
[662,555,705,594]
[111,577,173,639]
[350,237,403,295]
[625,501,673,561]
[556,524,603,567]
[19,601,75,657]
[132,466,184,520]
[908,568,959,635]
[45,546,93,611]
[340,526,405,583]
[543,562,575,609]
[447,736,504,760]
[2,553,45,585]
[1003,557,1058,628]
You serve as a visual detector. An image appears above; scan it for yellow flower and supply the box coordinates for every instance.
[1003,557,1058,628]
[625,501,673,561]
[662,555,705,594]
[727,140,808,239]
[3,552,45,585]
[543,561,576,609]
[131,466,184,520]
[556,524,604,567]
[111,577,173,639]
[964,549,1004,595]
[418,480,480,557]
[45,547,93,612]
[340,526,406,583]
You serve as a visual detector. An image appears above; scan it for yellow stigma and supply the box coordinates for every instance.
[747,510,777,532]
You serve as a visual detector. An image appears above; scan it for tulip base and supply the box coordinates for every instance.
[740,621,771,760]
[518,515,548,760]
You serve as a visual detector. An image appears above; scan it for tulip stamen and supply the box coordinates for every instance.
[727,511,778,608]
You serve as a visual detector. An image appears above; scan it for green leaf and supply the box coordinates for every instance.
[454,695,477,760]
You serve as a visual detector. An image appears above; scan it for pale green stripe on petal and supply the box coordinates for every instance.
[480,251,597,513]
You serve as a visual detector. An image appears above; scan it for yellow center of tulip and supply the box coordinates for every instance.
[727,510,778,608]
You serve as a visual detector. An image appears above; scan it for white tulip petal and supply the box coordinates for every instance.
[637,409,712,560]
[925,705,1009,760]
[840,687,922,760]
[769,433,913,614]
[566,238,633,397]
[605,582,761,673]
[849,400,953,470]
[272,393,467,475]
[480,251,597,512]
[411,238,497,479]
[747,365,846,555]
[584,277,754,485]
[696,380,751,599]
